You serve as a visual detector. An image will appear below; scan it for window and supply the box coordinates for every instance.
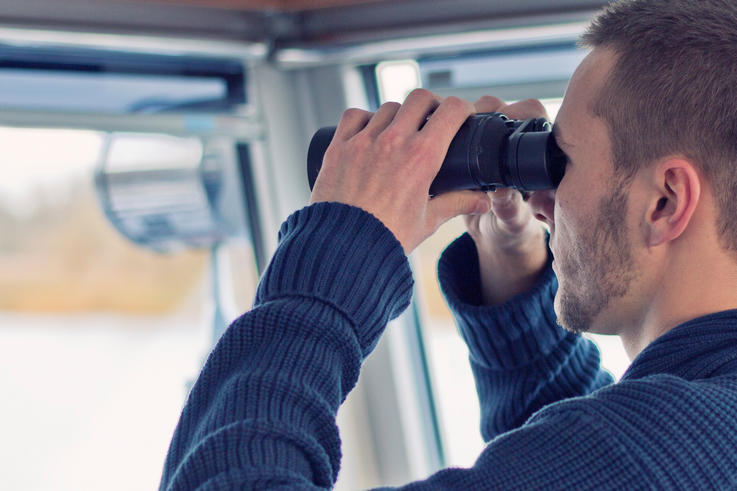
[0,43,259,491]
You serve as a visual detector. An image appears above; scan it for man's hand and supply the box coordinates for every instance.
[465,96,550,306]
[310,89,492,254]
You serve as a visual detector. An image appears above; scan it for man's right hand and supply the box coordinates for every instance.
[465,96,550,306]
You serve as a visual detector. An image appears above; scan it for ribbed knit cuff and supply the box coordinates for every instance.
[255,202,414,358]
[438,233,566,370]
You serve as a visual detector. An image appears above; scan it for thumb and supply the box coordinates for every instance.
[427,190,491,227]
[488,189,534,234]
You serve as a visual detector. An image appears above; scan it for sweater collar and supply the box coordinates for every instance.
[622,309,737,381]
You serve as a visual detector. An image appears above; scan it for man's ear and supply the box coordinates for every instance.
[645,159,701,247]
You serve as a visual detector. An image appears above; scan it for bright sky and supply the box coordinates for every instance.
[0,128,203,219]
[0,128,103,217]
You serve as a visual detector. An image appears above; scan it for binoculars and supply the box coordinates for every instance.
[307,112,566,195]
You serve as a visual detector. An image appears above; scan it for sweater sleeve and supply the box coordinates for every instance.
[159,202,413,490]
[437,233,614,441]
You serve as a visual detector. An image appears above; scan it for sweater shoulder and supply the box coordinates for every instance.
[529,374,737,488]
[534,373,737,423]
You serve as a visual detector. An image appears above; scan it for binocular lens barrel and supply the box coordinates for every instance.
[307,112,566,195]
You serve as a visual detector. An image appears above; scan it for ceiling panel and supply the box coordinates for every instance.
[296,0,608,44]
[149,0,390,11]
[0,0,611,47]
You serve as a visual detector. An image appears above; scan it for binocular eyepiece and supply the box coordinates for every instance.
[307,112,566,195]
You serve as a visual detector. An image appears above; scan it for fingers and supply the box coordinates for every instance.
[336,94,548,146]
[391,88,442,132]
[474,96,549,120]
[333,89,440,143]
[427,190,491,230]
[420,95,475,157]
[334,108,373,140]
[363,102,401,136]
[488,189,535,234]
[505,98,549,120]
[336,89,474,151]
[489,189,522,220]
[474,95,506,113]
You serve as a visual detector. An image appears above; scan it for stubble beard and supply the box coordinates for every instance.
[555,185,636,335]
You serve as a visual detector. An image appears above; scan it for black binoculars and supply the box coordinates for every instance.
[307,112,566,195]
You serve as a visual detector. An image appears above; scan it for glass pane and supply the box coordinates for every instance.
[0,69,228,113]
[419,45,585,89]
[412,218,485,466]
[0,46,246,114]
[0,127,258,491]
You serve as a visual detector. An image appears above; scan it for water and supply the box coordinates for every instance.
[0,311,211,491]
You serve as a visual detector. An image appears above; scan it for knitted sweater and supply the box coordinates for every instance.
[160,202,737,490]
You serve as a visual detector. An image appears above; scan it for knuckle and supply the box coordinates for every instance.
[442,95,463,108]
[407,135,430,156]
[409,138,439,172]
[348,132,372,152]
[342,107,370,122]
[406,87,435,102]
[475,95,504,110]
[519,98,547,117]
[379,101,401,112]
[322,145,338,165]
[377,126,404,150]
[442,96,473,114]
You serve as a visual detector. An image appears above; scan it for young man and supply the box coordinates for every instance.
[160,0,737,488]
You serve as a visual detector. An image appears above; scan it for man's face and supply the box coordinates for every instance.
[546,48,639,335]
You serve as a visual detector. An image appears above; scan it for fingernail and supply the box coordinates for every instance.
[490,192,513,205]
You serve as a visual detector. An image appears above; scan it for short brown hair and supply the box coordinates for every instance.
[580,0,737,250]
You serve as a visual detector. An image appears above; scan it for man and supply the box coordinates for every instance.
[160,0,737,488]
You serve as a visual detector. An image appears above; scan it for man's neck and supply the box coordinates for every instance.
[621,247,737,360]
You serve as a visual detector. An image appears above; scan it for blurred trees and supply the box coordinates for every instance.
[0,178,207,314]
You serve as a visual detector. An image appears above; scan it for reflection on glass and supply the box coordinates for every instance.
[98,133,223,252]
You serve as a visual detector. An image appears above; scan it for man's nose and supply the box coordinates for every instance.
[527,189,555,227]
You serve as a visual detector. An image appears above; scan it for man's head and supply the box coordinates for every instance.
[580,0,737,251]
[533,0,737,338]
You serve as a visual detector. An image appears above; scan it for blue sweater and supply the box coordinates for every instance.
[160,202,737,489]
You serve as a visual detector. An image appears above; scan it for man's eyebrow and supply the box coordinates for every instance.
[552,124,573,149]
